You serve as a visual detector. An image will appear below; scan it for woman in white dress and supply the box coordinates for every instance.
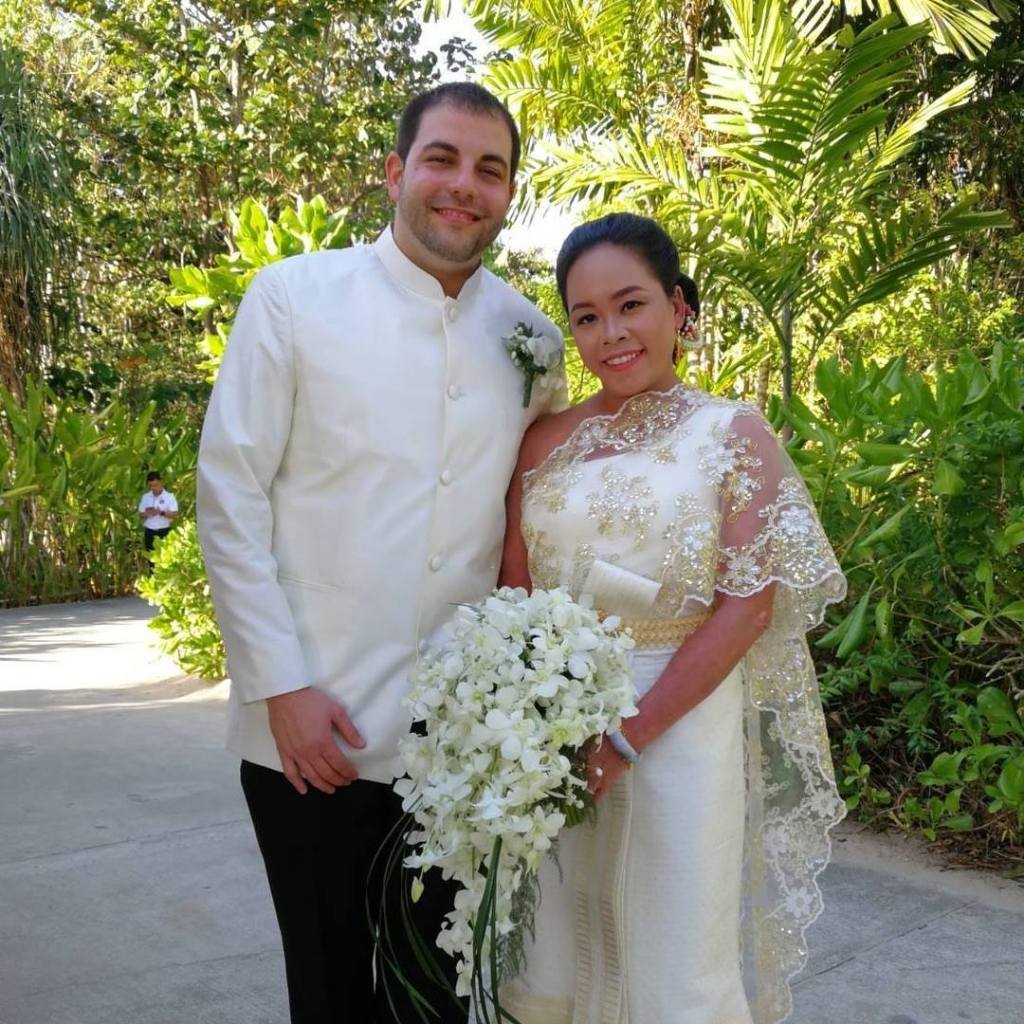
[496,214,847,1024]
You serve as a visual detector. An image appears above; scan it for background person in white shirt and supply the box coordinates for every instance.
[197,82,566,1024]
[138,471,178,551]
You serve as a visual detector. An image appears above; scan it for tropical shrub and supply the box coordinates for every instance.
[0,378,197,606]
[782,344,1024,854]
[137,520,226,681]
[169,195,353,378]
[827,204,1024,371]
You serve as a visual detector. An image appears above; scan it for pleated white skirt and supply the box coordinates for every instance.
[499,649,753,1024]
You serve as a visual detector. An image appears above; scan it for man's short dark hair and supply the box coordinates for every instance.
[395,82,521,180]
[146,471,162,483]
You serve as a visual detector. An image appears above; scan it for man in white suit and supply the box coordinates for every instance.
[197,83,565,1024]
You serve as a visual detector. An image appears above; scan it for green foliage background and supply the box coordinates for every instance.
[1,0,1022,857]
[0,379,197,605]
[781,347,1024,850]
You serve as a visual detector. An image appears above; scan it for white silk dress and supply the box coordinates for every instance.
[499,385,847,1024]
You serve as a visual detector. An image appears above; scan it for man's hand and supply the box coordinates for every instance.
[266,687,366,795]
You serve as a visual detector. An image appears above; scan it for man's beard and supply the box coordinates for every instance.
[398,192,503,264]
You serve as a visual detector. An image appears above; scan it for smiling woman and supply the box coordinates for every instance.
[566,253,682,391]
[495,213,847,1023]
[554,212,698,411]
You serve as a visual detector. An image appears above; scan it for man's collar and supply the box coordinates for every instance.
[373,225,483,303]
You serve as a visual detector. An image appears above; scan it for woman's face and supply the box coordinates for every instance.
[565,243,685,402]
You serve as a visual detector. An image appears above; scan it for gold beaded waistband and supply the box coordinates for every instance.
[605,612,711,649]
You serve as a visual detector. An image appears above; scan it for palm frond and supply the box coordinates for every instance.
[861,74,976,189]
[888,0,999,57]
[700,13,978,226]
[798,198,1013,339]
[483,52,626,137]
[800,0,1000,57]
[530,125,695,208]
[468,0,656,60]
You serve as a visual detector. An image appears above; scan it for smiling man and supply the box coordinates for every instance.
[388,99,513,291]
[197,83,565,1024]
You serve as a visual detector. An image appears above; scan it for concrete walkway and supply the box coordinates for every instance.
[0,598,1022,1024]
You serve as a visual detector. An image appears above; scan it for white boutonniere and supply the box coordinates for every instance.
[503,321,562,407]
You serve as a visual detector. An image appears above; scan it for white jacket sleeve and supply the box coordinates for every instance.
[196,266,308,703]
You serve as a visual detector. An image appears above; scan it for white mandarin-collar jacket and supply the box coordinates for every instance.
[197,227,566,783]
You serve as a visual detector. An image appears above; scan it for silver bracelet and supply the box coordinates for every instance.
[607,729,643,766]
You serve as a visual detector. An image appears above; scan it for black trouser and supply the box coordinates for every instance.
[143,526,171,551]
[241,761,467,1024]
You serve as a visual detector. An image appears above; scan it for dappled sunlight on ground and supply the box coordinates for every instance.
[0,597,192,698]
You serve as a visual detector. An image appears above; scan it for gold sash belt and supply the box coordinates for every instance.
[607,611,711,649]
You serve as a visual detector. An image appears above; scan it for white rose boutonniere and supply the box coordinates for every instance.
[503,321,562,407]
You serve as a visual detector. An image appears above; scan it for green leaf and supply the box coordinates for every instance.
[956,622,986,645]
[959,351,991,405]
[999,601,1024,625]
[977,688,1024,739]
[0,483,40,503]
[918,751,964,786]
[874,594,891,639]
[932,459,965,496]
[782,395,836,449]
[976,558,995,607]
[939,814,974,833]
[844,464,894,488]
[856,442,915,465]
[855,506,910,550]
[837,589,873,658]
[936,368,969,419]
[814,356,852,422]
[996,755,1024,808]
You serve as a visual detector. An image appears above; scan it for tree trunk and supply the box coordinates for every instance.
[780,302,794,439]
[0,276,34,400]
[755,356,770,412]
[780,301,793,412]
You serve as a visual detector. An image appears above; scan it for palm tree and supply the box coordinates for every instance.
[683,1,1012,407]
[449,0,1011,409]
[0,45,76,400]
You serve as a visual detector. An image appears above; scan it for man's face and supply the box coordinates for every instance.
[386,104,515,275]
[148,481,163,495]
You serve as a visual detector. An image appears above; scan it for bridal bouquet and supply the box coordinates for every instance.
[390,586,636,1017]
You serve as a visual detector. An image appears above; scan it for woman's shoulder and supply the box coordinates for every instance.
[691,388,760,416]
[691,390,772,433]
[519,398,600,475]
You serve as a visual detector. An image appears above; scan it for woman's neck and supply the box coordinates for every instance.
[594,372,682,416]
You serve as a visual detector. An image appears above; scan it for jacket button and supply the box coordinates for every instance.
[417,639,429,655]
[447,384,461,400]
[440,470,452,486]
[429,555,442,572]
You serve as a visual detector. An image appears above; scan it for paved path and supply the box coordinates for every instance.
[0,598,1022,1024]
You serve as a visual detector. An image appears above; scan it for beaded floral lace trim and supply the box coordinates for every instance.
[523,384,712,505]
